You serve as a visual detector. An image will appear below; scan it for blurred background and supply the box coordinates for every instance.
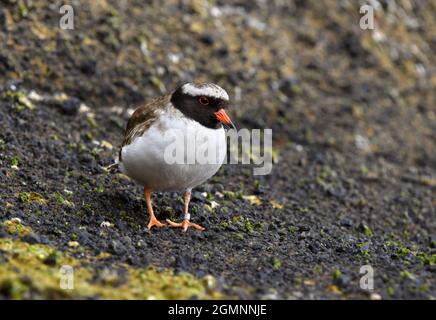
[0,0,435,299]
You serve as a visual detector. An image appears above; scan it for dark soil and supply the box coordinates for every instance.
[0,0,435,299]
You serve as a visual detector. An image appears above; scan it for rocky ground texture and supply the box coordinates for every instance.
[0,0,435,299]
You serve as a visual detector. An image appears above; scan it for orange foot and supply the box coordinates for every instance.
[166,219,205,232]
[147,217,166,230]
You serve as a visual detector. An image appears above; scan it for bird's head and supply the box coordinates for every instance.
[171,83,235,130]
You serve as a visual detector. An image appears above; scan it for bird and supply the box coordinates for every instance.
[115,83,235,232]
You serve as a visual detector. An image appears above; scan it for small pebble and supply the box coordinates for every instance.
[370,293,382,300]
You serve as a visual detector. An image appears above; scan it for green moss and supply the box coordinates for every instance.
[387,287,395,297]
[17,0,29,17]
[2,220,33,237]
[90,148,100,159]
[296,207,309,214]
[332,269,341,279]
[400,271,414,280]
[53,192,75,208]
[326,284,341,294]
[234,233,244,241]
[384,239,401,247]
[357,242,369,248]
[231,215,243,223]
[203,204,213,212]
[418,284,429,293]
[360,250,370,258]
[254,179,260,192]
[17,192,46,205]
[77,143,87,152]
[0,238,225,299]
[244,219,254,234]
[86,114,98,128]
[3,90,34,111]
[313,265,322,273]
[85,132,94,141]
[359,165,369,176]
[417,253,436,266]
[204,192,214,202]
[358,224,373,236]
[272,257,281,269]
[149,76,163,90]
[94,185,105,193]
[219,221,229,229]
[10,156,19,166]
[288,226,298,233]
[397,247,410,257]
[219,206,229,214]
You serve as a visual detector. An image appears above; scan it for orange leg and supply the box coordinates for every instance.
[144,187,165,230]
[166,190,205,232]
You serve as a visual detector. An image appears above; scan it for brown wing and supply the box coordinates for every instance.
[119,94,170,161]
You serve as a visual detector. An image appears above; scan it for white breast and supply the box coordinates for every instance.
[119,106,227,192]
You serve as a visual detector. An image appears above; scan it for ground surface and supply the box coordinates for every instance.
[0,0,435,299]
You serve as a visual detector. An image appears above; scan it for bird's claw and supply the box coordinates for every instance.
[166,219,205,232]
[147,217,166,230]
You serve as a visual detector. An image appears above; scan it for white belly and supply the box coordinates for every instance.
[119,111,226,192]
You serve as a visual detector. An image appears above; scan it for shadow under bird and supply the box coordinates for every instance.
[113,83,235,231]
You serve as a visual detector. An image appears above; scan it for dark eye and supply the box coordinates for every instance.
[198,96,209,105]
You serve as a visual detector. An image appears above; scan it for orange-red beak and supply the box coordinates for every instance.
[214,109,236,130]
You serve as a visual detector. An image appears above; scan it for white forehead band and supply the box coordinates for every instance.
[181,83,229,101]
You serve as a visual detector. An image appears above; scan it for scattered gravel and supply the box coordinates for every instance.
[0,0,435,299]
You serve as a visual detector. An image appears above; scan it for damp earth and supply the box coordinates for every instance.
[0,1,435,299]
